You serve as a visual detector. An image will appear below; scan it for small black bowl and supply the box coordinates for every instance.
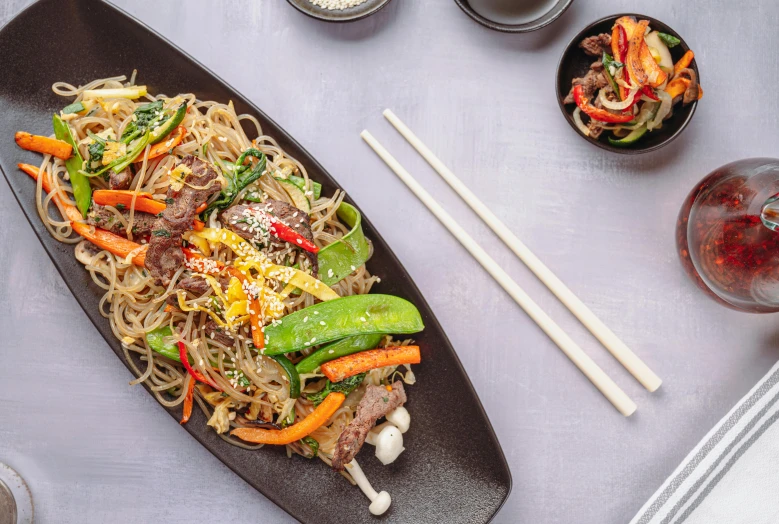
[286,0,393,23]
[556,14,700,154]
[454,0,574,33]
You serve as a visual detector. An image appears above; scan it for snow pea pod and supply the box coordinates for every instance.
[263,295,423,356]
[295,333,383,374]
[318,203,370,286]
[52,114,91,217]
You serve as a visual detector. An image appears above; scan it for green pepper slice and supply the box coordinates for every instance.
[150,101,187,144]
[319,203,371,286]
[270,354,301,398]
[52,114,91,217]
[263,295,423,355]
[295,333,383,374]
[146,326,180,362]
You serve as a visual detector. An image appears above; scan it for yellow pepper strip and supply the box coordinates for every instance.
[231,392,345,445]
[177,291,228,327]
[193,228,339,302]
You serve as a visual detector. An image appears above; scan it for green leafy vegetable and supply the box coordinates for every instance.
[657,32,680,48]
[301,436,319,458]
[203,147,267,218]
[152,229,171,237]
[121,100,164,143]
[601,52,623,101]
[86,131,107,173]
[306,373,366,406]
[62,101,85,114]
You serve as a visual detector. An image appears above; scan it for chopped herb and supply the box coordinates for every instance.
[115,203,126,211]
[165,197,175,205]
[657,32,681,48]
[382,397,388,403]
[152,229,171,237]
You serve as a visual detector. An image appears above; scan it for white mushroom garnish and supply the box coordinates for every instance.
[386,406,410,433]
[346,459,392,516]
[370,425,405,466]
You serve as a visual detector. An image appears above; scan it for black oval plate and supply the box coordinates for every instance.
[0,1,511,523]
[556,14,700,154]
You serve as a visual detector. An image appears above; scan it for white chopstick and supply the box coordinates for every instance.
[382,109,662,394]
[361,130,637,417]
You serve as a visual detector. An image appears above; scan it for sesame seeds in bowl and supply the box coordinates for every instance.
[286,0,394,22]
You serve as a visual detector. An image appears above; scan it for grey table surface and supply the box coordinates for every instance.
[1,0,778,523]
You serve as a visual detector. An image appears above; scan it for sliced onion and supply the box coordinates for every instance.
[598,86,638,110]
[573,107,590,136]
[623,102,657,129]
[647,91,672,131]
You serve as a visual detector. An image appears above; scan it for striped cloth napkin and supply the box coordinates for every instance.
[631,360,779,524]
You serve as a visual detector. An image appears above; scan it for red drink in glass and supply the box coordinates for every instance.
[677,158,779,312]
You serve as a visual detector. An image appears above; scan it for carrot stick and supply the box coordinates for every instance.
[180,375,196,424]
[15,131,72,160]
[18,163,81,222]
[70,221,148,265]
[227,266,264,350]
[22,164,147,265]
[231,392,344,445]
[321,346,421,383]
[674,50,695,76]
[147,125,187,160]
[94,189,205,230]
[195,203,208,214]
[93,190,167,215]
[665,77,691,99]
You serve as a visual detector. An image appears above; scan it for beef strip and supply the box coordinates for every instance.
[165,276,212,306]
[563,61,609,104]
[203,319,235,346]
[165,274,232,307]
[579,33,612,57]
[109,169,133,190]
[331,381,407,472]
[221,199,318,276]
[85,204,158,236]
[146,156,221,286]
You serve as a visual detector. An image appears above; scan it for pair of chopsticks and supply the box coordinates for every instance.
[361,110,661,417]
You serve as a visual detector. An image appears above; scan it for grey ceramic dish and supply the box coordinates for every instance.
[454,0,574,33]
[287,0,393,23]
[0,0,511,523]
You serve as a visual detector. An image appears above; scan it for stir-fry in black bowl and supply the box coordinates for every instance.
[556,14,701,154]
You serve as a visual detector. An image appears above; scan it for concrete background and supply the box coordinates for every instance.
[1,0,778,522]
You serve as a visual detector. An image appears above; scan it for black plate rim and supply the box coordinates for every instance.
[453,0,575,33]
[555,13,699,155]
[286,0,393,23]
[0,0,513,522]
